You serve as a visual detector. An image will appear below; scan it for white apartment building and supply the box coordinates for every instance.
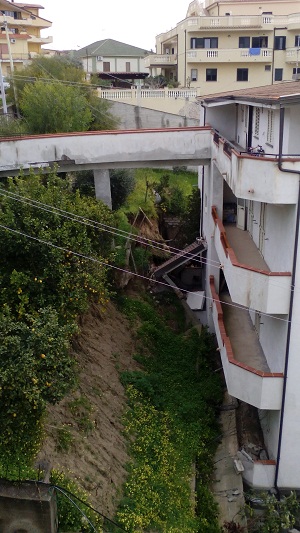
[146,0,300,94]
[198,80,300,490]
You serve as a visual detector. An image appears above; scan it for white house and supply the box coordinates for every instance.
[198,80,300,490]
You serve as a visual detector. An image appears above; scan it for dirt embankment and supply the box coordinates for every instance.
[37,298,140,518]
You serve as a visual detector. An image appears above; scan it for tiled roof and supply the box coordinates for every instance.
[75,39,151,58]
[200,81,300,105]
[153,240,207,279]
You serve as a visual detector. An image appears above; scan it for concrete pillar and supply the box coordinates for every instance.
[93,169,112,209]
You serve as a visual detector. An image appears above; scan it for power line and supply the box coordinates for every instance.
[0,186,295,296]
[0,220,295,326]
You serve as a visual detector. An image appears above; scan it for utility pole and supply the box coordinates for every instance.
[3,17,20,117]
[0,60,8,115]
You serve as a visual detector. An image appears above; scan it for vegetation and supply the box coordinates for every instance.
[0,170,114,469]
[10,56,118,134]
[115,293,223,532]
[19,80,93,134]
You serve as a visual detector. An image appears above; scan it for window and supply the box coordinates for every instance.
[239,36,250,48]
[126,62,130,72]
[103,62,110,72]
[267,110,273,144]
[252,36,268,48]
[274,68,283,81]
[265,65,271,71]
[295,35,300,47]
[206,68,217,81]
[293,67,300,74]
[274,36,286,50]
[191,37,218,49]
[237,68,248,81]
[191,68,198,81]
[254,108,260,137]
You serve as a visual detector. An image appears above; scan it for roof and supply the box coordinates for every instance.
[75,39,151,58]
[153,240,207,279]
[199,81,300,106]
[98,72,149,80]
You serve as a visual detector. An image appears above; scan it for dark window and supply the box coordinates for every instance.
[274,68,283,81]
[239,36,250,48]
[237,68,248,81]
[262,11,272,14]
[191,68,198,81]
[191,37,218,49]
[265,65,271,71]
[252,36,268,48]
[293,67,300,74]
[206,68,217,81]
[295,35,300,47]
[103,62,110,72]
[274,36,286,50]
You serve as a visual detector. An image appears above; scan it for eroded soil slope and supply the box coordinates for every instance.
[37,298,140,518]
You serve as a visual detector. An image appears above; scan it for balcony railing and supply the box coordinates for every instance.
[211,206,291,314]
[98,87,199,100]
[184,13,300,30]
[187,48,272,63]
[237,451,276,489]
[144,54,177,68]
[211,131,300,204]
[210,276,284,410]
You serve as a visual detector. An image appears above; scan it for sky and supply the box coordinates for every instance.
[39,1,189,52]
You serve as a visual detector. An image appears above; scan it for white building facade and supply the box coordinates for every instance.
[199,81,300,490]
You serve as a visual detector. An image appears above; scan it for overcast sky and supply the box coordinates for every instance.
[40,1,188,52]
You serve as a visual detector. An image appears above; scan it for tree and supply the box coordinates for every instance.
[19,80,93,133]
[13,56,118,133]
[73,168,135,210]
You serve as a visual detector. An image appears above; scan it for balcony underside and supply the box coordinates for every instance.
[224,224,269,271]
[210,277,283,410]
[221,292,269,372]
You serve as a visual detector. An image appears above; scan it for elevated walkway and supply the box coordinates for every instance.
[0,127,211,177]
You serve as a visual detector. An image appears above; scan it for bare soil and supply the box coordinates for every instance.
[36,296,141,518]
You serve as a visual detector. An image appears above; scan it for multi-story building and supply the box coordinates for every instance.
[146,0,300,94]
[75,39,151,87]
[198,80,300,490]
[0,0,52,75]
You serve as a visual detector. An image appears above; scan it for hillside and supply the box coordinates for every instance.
[37,296,141,519]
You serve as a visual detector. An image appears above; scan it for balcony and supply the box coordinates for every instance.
[184,13,300,31]
[144,54,177,68]
[187,48,272,63]
[211,132,300,204]
[0,14,52,29]
[210,276,283,410]
[286,47,300,63]
[211,207,291,314]
[237,451,276,489]
[29,35,53,45]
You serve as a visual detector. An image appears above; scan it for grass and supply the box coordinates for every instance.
[120,168,198,218]
[116,293,222,533]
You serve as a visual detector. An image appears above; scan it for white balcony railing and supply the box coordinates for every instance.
[187,47,272,63]
[211,133,300,204]
[237,451,276,489]
[210,277,284,411]
[98,87,199,100]
[211,206,291,314]
[144,54,177,68]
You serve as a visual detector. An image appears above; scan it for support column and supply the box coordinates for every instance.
[93,169,112,209]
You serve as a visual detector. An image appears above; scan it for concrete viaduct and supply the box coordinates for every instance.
[0,127,211,207]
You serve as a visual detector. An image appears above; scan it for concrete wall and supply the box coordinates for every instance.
[0,482,57,533]
[109,101,200,130]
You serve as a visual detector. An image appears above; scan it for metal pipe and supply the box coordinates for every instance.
[274,105,300,493]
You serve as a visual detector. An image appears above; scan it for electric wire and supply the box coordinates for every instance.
[53,486,97,532]
[0,186,222,270]
[0,220,296,326]
[0,186,296,295]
